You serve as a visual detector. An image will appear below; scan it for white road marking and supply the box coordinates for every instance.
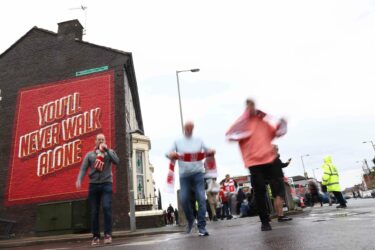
[42,248,70,250]
[112,233,186,247]
[119,238,173,246]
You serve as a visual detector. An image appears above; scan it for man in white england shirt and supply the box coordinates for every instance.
[168,121,215,236]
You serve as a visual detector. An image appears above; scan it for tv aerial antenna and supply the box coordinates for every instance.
[69,5,88,35]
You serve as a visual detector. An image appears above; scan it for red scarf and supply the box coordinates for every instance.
[204,156,217,178]
[94,146,105,172]
[165,152,217,193]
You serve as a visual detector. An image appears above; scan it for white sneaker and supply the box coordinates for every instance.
[104,234,112,244]
[91,237,100,246]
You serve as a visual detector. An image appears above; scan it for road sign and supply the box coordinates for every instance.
[75,66,108,76]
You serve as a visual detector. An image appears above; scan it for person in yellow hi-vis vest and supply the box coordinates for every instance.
[321,156,347,208]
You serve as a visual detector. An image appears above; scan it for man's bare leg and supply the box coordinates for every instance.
[275,196,292,222]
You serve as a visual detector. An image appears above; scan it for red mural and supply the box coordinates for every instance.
[6,71,115,206]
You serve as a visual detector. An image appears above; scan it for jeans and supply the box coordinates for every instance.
[175,214,179,225]
[89,183,113,237]
[249,163,275,223]
[227,193,237,215]
[167,213,174,224]
[323,192,332,205]
[240,203,249,217]
[222,202,230,218]
[180,172,207,229]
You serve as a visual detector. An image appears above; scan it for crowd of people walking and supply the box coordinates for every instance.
[165,98,348,236]
[73,98,349,245]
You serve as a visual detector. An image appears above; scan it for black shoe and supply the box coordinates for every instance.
[336,205,347,209]
[227,215,232,220]
[198,228,209,236]
[278,216,293,222]
[213,216,218,221]
[261,222,272,231]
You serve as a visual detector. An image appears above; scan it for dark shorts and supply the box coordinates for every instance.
[269,178,286,198]
[248,163,285,198]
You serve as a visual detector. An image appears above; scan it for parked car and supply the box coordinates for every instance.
[362,190,373,198]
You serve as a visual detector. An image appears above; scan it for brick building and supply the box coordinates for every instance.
[0,20,148,236]
[362,173,375,190]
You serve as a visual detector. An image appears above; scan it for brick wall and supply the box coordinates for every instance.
[0,27,138,235]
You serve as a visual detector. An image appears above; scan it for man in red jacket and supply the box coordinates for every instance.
[226,99,287,231]
[219,183,231,220]
[223,174,238,217]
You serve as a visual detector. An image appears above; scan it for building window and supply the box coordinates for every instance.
[136,150,145,198]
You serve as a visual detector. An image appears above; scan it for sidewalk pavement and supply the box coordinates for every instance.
[0,209,304,249]
[0,225,184,249]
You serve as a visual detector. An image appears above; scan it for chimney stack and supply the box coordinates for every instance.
[57,20,84,41]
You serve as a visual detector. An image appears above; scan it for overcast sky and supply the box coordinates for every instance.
[1,0,375,208]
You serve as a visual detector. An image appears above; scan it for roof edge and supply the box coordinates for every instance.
[0,26,132,59]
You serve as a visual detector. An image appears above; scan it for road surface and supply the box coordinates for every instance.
[16,198,375,250]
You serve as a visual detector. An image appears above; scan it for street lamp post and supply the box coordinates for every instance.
[176,68,200,133]
[301,154,310,178]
